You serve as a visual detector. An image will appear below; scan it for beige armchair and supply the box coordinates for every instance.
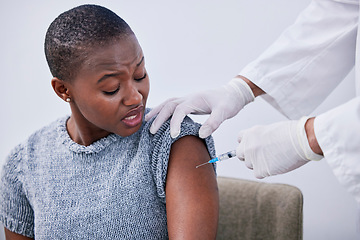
[216,177,303,240]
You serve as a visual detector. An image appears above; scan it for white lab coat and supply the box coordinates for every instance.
[240,0,360,203]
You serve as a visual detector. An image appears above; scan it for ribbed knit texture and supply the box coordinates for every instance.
[0,109,216,239]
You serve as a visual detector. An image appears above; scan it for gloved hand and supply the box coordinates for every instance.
[145,77,255,138]
[236,117,323,179]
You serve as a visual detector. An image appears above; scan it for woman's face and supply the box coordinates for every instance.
[66,35,149,140]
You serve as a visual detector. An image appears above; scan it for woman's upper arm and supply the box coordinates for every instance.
[165,135,219,240]
[4,228,33,240]
[1,148,34,239]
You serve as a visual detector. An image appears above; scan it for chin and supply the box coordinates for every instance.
[116,124,142,137]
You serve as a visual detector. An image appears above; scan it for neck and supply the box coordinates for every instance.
[66,116,110,146]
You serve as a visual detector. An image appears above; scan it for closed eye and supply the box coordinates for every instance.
[103,87,119,95]
[134,73,147,82]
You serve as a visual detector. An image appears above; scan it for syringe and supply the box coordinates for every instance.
[196,150,237,168]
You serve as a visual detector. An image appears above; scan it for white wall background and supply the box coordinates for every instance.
[0,0,359,239]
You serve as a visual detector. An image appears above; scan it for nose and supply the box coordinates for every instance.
[122,82,143,106]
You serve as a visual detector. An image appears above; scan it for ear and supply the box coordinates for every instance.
[51,77,71,102]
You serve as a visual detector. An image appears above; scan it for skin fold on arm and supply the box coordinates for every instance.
[166,135,219,240]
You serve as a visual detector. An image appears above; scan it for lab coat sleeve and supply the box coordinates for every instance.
[239,0,358,119]
[314,97,360,203]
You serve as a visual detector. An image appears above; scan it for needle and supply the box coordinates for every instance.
[196,161,213,168]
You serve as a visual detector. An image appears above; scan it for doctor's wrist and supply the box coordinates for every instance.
[236,75,265,97]
[305,117,323,156]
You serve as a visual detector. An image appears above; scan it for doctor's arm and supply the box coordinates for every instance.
[147,0,358,182]
[237,95,360,207]
[239,0,358,118]
[235,76,324,179]
[235,0,358,177]
[146,0,358,138]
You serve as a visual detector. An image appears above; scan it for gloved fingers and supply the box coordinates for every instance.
[148,98,180,134]
[249,154,267,179]
[253,169,266,179]
[144,108,158,122]
[237,130,265,178]
[169,105,192,138]
[198,125,213,139]
[198,109,227,138]
[236,138,248,163]
[237,130,244,142]
[244,158,254,170]
[145,98,177,121]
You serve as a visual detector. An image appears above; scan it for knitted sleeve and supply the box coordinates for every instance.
[0,145,34,238]
[151,116,216,203]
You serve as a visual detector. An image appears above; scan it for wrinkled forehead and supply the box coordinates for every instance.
[80,35,143,69]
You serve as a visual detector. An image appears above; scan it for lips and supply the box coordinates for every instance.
[121,105,144,128]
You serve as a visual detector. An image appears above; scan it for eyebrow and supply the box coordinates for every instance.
[97,56,145,84]
[97,73,120,84]
[137,56,144,67]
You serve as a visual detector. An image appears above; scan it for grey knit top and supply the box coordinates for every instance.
[0,110,216,239]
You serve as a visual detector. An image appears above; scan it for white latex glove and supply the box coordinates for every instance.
[236,117,323,179]
[145,78,255,138]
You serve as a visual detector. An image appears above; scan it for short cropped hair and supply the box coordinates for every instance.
[45,4,134,81]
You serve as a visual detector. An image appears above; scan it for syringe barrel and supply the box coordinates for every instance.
[217,150,236,162]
